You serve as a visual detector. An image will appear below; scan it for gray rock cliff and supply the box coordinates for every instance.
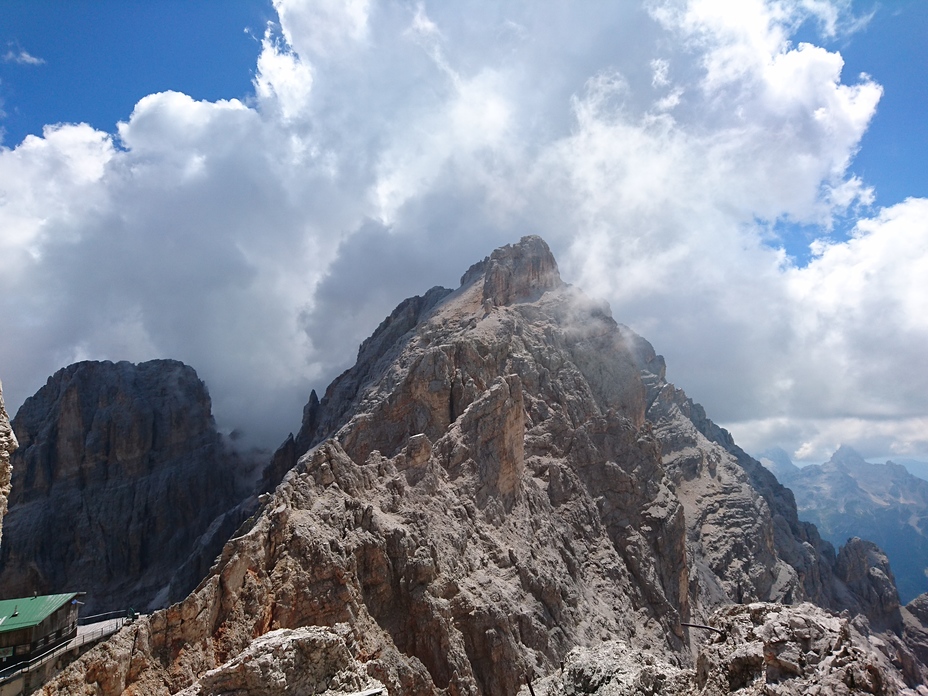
[40,237,928,695]
[0,360,255,614]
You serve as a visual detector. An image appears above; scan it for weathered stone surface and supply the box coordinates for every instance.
[522,602,927,695]
[835,537,903,632]
[902,594,928,677]
[477,235,564,306]
[260,287,454,493]
[0,377,16,543]
[646,381,804,611]
[175,626,385,696]
[638,354,914,634]
[695,602,922,695]
[41,238,691,694]
[39,236,928,695]
[518,639,692,695]
[0,360,256,614]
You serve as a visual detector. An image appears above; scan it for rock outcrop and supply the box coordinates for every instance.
[692,602,921,695]
[622,332,908,631]
[521,602,925,695]
[835,538,903,633]
[261,286,453,494]
[176,626,386,696]
[0,360,256,614]
[39,237,928,694]
[0,378,16,543]
[643,377,867,616]
[520,639,692,695]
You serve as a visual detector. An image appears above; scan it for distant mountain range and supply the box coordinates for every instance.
[760,445,928,603]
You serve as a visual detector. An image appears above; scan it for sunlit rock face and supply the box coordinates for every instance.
[0,359,255,615]
[41,237,928,695]
[0,378,16,544]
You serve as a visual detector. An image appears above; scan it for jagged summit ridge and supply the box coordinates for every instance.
[43,237,928,695]
[461,235,564,306]
[263,235,564,492]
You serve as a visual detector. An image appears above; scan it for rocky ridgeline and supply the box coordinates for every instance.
[640,363,914,628]
[0,378,16,543]
[40,237,928,694]
[0,360,257,615]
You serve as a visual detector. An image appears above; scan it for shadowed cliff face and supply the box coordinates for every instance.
[0,360,255,615]
[41,237,928,695]
[0,378,16,543]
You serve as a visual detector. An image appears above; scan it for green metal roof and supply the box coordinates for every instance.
[0,594,79,633]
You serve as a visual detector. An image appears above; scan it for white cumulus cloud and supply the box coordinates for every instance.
[0,0,923,466]
[2,49,45,66]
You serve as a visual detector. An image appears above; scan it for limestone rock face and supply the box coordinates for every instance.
[835,538,902,632]
[40,236,928,695]
[645,382,842,608]
[521,640,693,695]
[0,378,17,543]
[475,235,564,306]
[261,286,453,493]
[638,354,907,629]
[902,594,928,675]
[0,360,255,614]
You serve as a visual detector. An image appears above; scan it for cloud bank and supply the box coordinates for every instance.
[0,0,925,463]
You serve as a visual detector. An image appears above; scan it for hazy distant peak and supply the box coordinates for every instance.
[757,445,800,481]
[829,444,868,468]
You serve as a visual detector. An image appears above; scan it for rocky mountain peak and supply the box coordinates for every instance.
[42,238,928,695]
[757,446,801,480]
[775,443,928,605]
[828,443,869,470]
[0,359,255,614]
[461,235,564,307]
[836,537,902,632]
[10,359,214,503]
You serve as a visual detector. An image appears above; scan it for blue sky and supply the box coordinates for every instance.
[0,1,270,146]
[838,1,928,204]
[777,0,928,262]
[0,0,926,464]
